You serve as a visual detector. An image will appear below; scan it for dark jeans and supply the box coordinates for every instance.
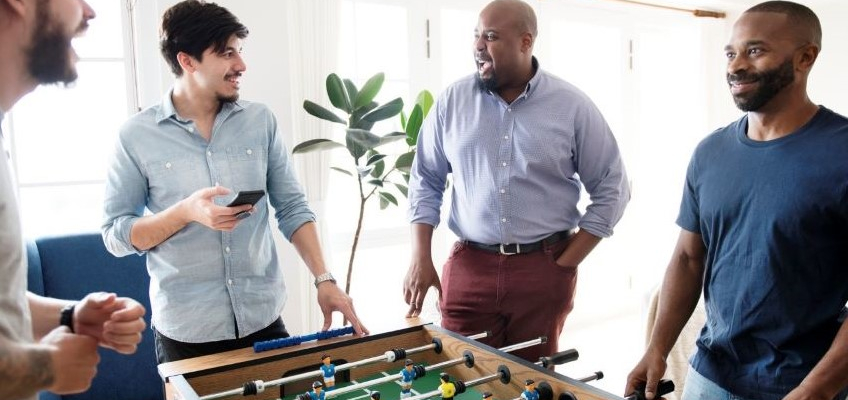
[154,317,288,363]
[439,235,577,362]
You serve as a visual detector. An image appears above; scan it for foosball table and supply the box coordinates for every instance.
[158,321,666,400]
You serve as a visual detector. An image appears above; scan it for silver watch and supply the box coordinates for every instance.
[314,272,337,288]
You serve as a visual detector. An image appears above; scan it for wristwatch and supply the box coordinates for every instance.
[60,303,76,333]
[314,272,337,288]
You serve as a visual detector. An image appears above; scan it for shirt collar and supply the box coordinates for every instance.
[524,56,542,98]
[155,88,245,124]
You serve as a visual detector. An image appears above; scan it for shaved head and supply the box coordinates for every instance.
[744,1,821,49]
[482,0,537,39]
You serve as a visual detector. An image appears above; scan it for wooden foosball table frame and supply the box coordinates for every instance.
[158,321,624,400]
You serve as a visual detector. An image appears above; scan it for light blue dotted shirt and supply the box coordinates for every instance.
[102,91,315,343]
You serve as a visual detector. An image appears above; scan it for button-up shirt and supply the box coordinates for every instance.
[409,60,630,244]
[102,92,315,343]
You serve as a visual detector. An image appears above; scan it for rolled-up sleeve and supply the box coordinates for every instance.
[265,113,316,240]
[408,98,449,228]
[573,100,631,238]
[102,122,147,256]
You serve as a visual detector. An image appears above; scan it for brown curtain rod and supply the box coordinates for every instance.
[597,0,726,18]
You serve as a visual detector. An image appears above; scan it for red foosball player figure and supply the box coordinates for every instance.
[521,379,539,400]
[482,391,494,400]
[439,373,456,400]
[320,354,336,390]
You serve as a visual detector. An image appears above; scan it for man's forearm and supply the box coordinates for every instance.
[130,202,189,251]
[797,317,848,397]
[555,229,600,267]
[0,336,53,400]
[26,292,71,341]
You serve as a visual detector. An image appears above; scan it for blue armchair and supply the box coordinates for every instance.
[26,232,162,400]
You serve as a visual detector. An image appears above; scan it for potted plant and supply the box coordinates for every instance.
[293,72,433,297]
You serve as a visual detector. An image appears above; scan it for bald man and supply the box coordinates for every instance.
[1,1,146,399]
[405,0,629,362]
[625,2,848,399]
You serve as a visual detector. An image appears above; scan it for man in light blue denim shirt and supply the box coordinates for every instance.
[102,0,367,363]
[404,0,630,362]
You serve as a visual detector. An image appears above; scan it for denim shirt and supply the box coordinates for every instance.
[102,92,315,343]
[409,60,630,244]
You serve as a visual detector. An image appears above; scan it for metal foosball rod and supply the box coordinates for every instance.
[324,338,568,399]
[402,365,513,400]
[199,331,491,400]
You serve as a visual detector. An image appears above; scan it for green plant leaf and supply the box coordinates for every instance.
[416,90,434,117]
[405,105,424,146]
[395,151,415,173]
[403,172,410,183]
[346,129,381,160]
[356,166,373,178]
[292,138,345,153]
[362,98,404,123]
[366,154,387,166]
[400,110,408,130]
[303,100,345,124]
[353,73,384,110]
[343,79,359,109]
[379,195,389,210]
[367,179,384,187]
[350,101,378,131]
[394,183,409,197]
[379,191,398,207]
[370,159,385,177]
[331,167,353,176]
[379,131,407,146]
[326,73,351,113]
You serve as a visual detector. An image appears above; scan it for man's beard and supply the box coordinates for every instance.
[27,0,84,85]
[217,93,239,103]
[728,58,795,112]
[475,72,498,93]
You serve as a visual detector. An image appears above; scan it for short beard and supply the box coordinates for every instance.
[217,93,239,103]
[729,58,795,112]
[27,0,80,85]
[475,73,498,93]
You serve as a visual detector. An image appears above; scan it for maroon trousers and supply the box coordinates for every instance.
[439,237,578,362]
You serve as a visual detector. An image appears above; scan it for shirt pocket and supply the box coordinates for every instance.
[226,143,268,191]
[144,155,207,205]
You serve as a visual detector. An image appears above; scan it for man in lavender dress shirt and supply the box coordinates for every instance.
[404,0,630,362]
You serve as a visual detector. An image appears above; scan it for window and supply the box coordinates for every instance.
[7,0,136,238]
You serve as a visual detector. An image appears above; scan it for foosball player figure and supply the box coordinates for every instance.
[303,381,325,400]
[370,391,381,400]
[400,359,418,398]
[482,391,494,400]
[320,354,336,390]
[439,372,456,400]
[521,379,539,400]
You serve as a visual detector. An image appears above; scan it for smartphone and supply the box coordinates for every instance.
[227,190,266,219]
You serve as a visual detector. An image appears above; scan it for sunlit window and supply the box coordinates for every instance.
[8,0,134,238]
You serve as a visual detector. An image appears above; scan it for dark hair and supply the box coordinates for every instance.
[745,1,821,48]
[159,0,249,76]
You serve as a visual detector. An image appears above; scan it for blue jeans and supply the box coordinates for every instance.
[682,367,848,400]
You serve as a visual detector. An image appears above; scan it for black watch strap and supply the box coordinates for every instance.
[60,303,76,333]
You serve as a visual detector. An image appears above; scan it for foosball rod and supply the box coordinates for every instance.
[326,340,570,399]
[403,365,513,400]
[199,331,491,400]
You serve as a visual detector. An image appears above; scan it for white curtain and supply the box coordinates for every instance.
[284,0,341,331]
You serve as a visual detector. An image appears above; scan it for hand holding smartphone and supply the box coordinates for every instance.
[226,190,266,219]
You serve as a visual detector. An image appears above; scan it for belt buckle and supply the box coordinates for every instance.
[499,243,520,255]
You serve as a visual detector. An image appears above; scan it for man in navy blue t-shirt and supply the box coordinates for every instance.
[626,1,848,399]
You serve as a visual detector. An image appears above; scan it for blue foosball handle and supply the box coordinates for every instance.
[254,326,355,352]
